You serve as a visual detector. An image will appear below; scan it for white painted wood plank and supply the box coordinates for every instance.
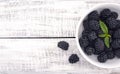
[0,38,117,74]
[0,0,119,37]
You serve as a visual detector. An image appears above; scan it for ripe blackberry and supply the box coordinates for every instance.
[84,47,95,55]
[114,49,120,58]
[97,30,103,35]
[69,54,79,63]
[105,47,112,52]
[95,38,104,52]
[106,17,118,29]
[111,39,120,49]
[106,51,115,59]
[88,31,97,41]
[82,30,89,36]
[110,12,118,19]
[88,11,99,20]
[109,30,113,36]
[97,52,108,63]
[58,41,69,50]
[89,20,100,30]
[100,9,111,21]
[79,36,89,48]
[83,20,91,31]
[113,29,120,38]
[116,20,120,28]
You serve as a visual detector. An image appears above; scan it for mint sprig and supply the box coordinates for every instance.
[99,21,111,48]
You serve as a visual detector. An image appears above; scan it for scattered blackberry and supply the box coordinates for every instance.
[69,54,79,63]
[106,51,115,59]
[111,39,120,49]
[83,20,91,31]
[114,49,120,58]
[106,17,118,29]
[89,20,100,30]
[84,47,95,55]
[97,52,108,63]
[88,11,99,20]
[110,12,118,19]
[100,9,111,21]
[113,29,120,38]
[88,31,97,41]
[95,38,104,52]
[79,36,89,48]
[58,41,69,50]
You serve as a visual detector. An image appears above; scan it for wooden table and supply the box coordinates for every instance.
[0,0,120,74]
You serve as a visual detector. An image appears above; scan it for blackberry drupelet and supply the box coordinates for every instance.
[83,20,91,31]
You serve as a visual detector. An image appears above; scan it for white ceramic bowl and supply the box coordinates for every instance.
[76,3,120,68]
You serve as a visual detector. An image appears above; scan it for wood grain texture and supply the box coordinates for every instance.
[0,38,114,74]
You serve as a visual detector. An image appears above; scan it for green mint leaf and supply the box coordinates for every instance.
[104,37,110,48]
[99,20,108,34]
[99,34,106,37]
[107,34,111,37]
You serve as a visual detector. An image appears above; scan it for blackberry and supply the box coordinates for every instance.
[106,17,118,29]
[110,12,118,19]
[83,20,91,31]
[69,54,79,63]
[116,20,120,28]
[58,41,69,50]
[97,52,108,63]
[105,47,112,52]
[88,11,99,20]
[114,49,120,58]
[113,29,120,38]
[100,9,111,21]
[82,30,89,36]
[84,47,95,55]
[109,30,113,36]
[111,39,120,49]
[79,36,89,48]
[95,38,104,52]
[88,31,97,41]
[89,20,100,30]
[106,51,115,59]
[94,50,103,55]
[97,30,103,35]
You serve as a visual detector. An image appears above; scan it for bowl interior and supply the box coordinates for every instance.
[77,3,120,68]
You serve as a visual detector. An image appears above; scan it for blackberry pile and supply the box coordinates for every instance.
[79,9,120,63]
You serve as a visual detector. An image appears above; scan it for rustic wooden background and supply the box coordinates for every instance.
[0,0,120,74]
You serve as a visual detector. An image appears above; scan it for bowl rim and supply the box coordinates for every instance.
[76,3,120,68]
